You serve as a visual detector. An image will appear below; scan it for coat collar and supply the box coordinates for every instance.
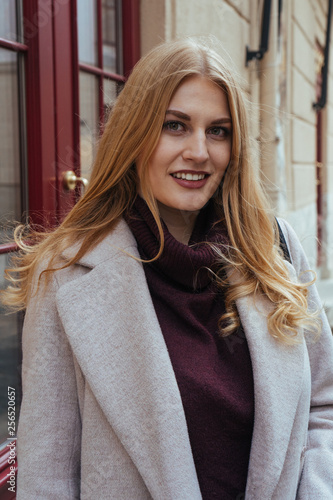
[237,292,305,498]
[57,219,202,498]
[57,220,305,499]
[61,218,138,268]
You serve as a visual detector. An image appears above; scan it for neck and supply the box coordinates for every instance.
[157,202,199,245]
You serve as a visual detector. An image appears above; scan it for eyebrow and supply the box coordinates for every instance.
[165,109,232,125]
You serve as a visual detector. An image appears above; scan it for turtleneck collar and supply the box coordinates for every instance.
[125,196,229,290]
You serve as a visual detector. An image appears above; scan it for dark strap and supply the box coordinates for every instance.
[276,218,292,264]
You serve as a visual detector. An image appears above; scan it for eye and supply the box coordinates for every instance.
[163,121,185,132]
[208,126,230,138]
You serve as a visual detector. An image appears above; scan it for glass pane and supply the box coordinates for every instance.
[78,0,98,66]
[102,0,118,73]
[0,0,18,42]
[17,0,24,44]
[79,72,99,181]
[0,49,21,232]
[0,253,22,444]
[103,78,118,122]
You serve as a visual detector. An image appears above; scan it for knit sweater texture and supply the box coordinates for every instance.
[127,197,254,499]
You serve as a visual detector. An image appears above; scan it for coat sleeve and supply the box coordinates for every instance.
[278,219,333,499]
[17,269,81,499]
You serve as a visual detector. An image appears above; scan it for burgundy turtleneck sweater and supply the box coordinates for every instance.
[126,197,254,500]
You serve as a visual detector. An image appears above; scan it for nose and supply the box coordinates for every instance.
[182,131,209,163]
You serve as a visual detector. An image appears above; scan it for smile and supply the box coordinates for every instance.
[171,172,207,181]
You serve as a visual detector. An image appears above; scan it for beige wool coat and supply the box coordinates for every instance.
[17,219,333,499]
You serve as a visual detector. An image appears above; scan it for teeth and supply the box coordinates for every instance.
[172,172,206,180]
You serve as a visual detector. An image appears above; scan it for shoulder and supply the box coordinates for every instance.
[277,218,328,319]
[28,219,139,301]
[61,218,138,269]
[276,218,312,279]
[276,218,300,246]
[276,218,301,253]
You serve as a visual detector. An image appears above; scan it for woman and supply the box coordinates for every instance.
[3,38,333,499]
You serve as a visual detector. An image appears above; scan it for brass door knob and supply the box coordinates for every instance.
[63,171,88,191]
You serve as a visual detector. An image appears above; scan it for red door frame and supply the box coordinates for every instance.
[53,0,79,219]
[0,0,141,232]
[24,0,140,226]
[122,0,141,77]
[23,0,57,226]
[23,0,77,227]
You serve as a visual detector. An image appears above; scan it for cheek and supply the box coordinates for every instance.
[149,143,168,170]
[213,148,231,172]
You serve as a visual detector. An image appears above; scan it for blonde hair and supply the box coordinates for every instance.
[2,37,319,342]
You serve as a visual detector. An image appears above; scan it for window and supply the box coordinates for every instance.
[77,0,126,181]
[0,0,27,229]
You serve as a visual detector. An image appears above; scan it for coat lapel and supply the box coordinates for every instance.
[57,221,305,499]
[56,220,202,499]
[237,262,306,498]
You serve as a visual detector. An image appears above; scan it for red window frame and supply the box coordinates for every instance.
[73,0,140,201]
[74,0,126,178]
[0,36,28,254]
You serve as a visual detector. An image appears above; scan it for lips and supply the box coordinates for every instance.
[171,171,209,181]
[171,172,206,181]
[170,171,210,189]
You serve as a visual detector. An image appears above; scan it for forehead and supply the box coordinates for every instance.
[167,75,230,116]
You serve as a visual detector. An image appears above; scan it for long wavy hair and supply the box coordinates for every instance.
[2,37,319,342]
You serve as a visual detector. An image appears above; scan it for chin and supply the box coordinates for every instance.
[158,194,212,214]
[179,198,211,212]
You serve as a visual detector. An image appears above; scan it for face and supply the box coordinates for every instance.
[137,75,232,217]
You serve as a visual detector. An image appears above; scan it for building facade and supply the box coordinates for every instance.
[0,0,332,496]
